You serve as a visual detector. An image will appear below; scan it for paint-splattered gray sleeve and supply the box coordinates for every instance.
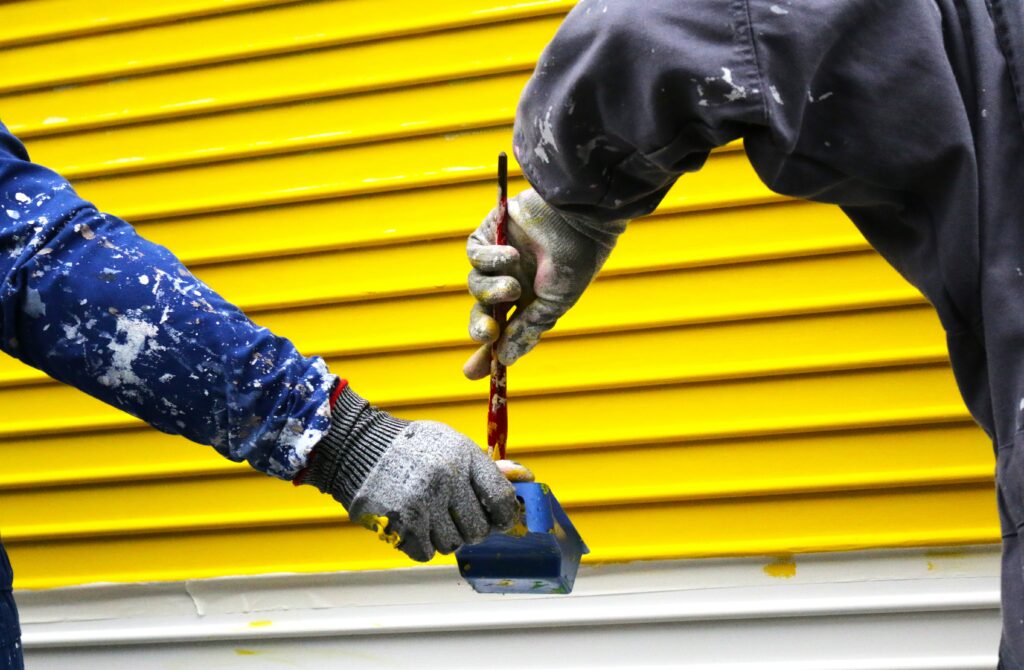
[0,122,337,480]
[514,0,767,223]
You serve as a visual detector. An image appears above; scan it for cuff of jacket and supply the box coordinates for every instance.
[299,385,408,508]
[515,188,627,251]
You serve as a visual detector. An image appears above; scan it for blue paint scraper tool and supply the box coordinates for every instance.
[455,153,589,595]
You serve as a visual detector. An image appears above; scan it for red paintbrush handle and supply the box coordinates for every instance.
[487,153,509,460]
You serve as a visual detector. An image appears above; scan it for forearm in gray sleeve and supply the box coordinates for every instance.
[513,0,766,224]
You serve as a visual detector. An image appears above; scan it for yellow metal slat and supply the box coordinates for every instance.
[24,72,529,179]
[0,303,950,472]
[335,305,949,406]
[134,180,516,261]
[496,424,995,506]
[186,246,914,329]
[6,483,998,589]
[0,424,994,541]
[65,128,767,228]
[0,248,929,428]
[0,427,228,490]
[0,1,574,94]
[0,15,563,136]
[130,176,816,268]
[193,251,920,362]
[0,198,869,387]
[572,485,998,562]
[0,287,930,404]
[0,245,921,409]
[0,354,969,447]
[0,0,298,48]
[69,126,516,219]
[18,147,767,271]
[0,413,992,494]
[0,418,990,497]
[392,364,970,449]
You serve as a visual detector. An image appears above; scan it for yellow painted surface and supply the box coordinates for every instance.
[0,1,999,588]
[0,0,297,48]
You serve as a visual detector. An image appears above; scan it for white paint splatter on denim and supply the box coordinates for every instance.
[0,122,334,480]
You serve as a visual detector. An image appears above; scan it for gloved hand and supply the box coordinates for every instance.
[463,188,628,379]
[301,384,522,562]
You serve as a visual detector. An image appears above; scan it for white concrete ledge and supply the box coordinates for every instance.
[16,546,1004,669]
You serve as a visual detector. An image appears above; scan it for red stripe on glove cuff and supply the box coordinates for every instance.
[292,378,349,486]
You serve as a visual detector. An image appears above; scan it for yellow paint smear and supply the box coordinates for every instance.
[373,515,401,547]
[505,517,528,538]
[248,620,273,628]
[763,558,797,579]
[925,548,974,573]
[235,649,258,656]
[357,514,401,547]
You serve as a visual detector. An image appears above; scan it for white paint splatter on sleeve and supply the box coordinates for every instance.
[24,288,46,318]
[721,67,747,101]
[97,314,160,391]
[533,107,560,165]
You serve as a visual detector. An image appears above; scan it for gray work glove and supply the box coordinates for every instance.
[463,189,628,379]
[302,385,520,562]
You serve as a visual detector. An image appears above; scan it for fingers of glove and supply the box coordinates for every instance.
[468,449,518,531]
[467,243,520,274]
[468,270,521,306]
[497,296,566,366]
[429,508,464,556]
[468,302,499,344]
[495,459,535,483]
[392,513,436,563]
[351,506,434,563]
[466,205,508,254]
[462,342,493,381]
[449,481,491,545]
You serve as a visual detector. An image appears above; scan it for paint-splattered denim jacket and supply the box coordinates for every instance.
[0,122,336,482]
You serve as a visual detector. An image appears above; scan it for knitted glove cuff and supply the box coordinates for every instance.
[516,189,628,251]
[302,385,409,508]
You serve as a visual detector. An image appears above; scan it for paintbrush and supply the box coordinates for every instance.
[487,152,510,461]
[456,152,588,595]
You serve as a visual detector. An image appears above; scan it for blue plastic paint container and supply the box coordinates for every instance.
[456,482,589,594]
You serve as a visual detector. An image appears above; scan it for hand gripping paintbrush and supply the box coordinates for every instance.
[456,152,588,595]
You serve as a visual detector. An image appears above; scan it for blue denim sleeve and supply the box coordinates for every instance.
[0,122,336,480]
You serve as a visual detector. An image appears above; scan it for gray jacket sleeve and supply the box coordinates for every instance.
[513,0,767,223]
[516,0,993,427]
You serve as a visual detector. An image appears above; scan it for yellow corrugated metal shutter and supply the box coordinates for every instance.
[0,0,999,589]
